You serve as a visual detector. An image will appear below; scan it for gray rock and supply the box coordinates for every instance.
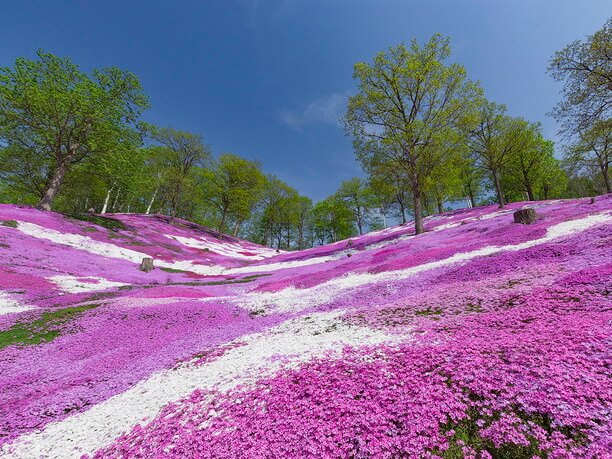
[513,208,538,225]
[140,257,154,272]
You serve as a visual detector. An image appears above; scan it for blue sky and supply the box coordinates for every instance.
[1,1,609,201]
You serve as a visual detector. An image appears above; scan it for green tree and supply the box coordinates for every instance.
[505,123,560,201]
[147,126,212,221]
[463,101,528,207]
[537,153,568,200]
[311,196,355,244]
[564,120,611,194]
[0,50,148,210]
[345,35,480,234]
[423,148,465,214]
[368,175,397,228]
[0,144,48,202]
[293,195,313,249]
[548,18,612,137]
[335,178,373,235]
[254,176,297,247]
[456,151,484,207]
[366,156,413,223]
[203,153,265,234]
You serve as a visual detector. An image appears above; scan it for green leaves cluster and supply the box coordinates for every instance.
[345,34,482,233]
[0,50,149,210]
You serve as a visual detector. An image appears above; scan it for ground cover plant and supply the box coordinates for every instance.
[0,195,610,458]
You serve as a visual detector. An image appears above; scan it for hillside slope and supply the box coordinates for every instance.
[0,196,611,458]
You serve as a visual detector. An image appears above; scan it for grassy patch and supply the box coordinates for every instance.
[436,414,546,459]
[163,273,273,287]
[69,214,126,231]
[0,220,18,228]
[199,273,271,286]
[415,307,443,317]
[430,392,589,459]
[160,267,188,274]
[83,291,117,302]
[243,273,273,280]
[465,301,484,313]
[0,303,100,349]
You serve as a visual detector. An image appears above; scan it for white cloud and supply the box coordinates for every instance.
[281,92,347,130]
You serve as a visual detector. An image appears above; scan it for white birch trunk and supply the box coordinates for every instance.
[146,189,158,215]
[101,188,113,214]
[111,188,121,212]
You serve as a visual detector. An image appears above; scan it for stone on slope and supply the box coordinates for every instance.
[513,208,538,225]
[140,257,155,272]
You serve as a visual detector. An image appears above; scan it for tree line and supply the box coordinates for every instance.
[0,19,609,247]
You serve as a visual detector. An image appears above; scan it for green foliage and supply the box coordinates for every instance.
[159,267,188,274]
[0,219,18,228]
[203,153,265,233]
[0,50,149,210]
[250,175,308,248]
[335,178,375,235]
[548,18,612,136]
[69,214,126,231]
[311,195,355,244]
[462,100,525,206]
[0,303,100,349]
[145,126,212,220]
[500,121,567,201]
[345,35,482,233]
[2,41,605,249]
[564,120,611,194]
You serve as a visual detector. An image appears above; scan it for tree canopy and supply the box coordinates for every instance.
[0,50,149,210]
[548,18,611,137]
[345,34,481,233]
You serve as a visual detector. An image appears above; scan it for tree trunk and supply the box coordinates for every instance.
[467,182,476,208]
[111,188,121,213]
[169,182,182,223]
[413,189,424,235]
[409,163,425,234]
[36,161,69,211]
[298,224,304,249]
[601,163,611,193]
[525,182,535,201]
[219,208,227,233]
[399,199,407,224]
[492,169,505,208]
[101,188,113,214]
[233,220,243,237]
[436,197,443,214]
[146,189,158,215]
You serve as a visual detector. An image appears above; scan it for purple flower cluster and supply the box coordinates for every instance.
[92,264,612,458]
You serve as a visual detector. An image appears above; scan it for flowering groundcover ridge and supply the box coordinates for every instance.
[0,196,610,458]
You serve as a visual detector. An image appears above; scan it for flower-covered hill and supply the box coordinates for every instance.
[0,196,611,459]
